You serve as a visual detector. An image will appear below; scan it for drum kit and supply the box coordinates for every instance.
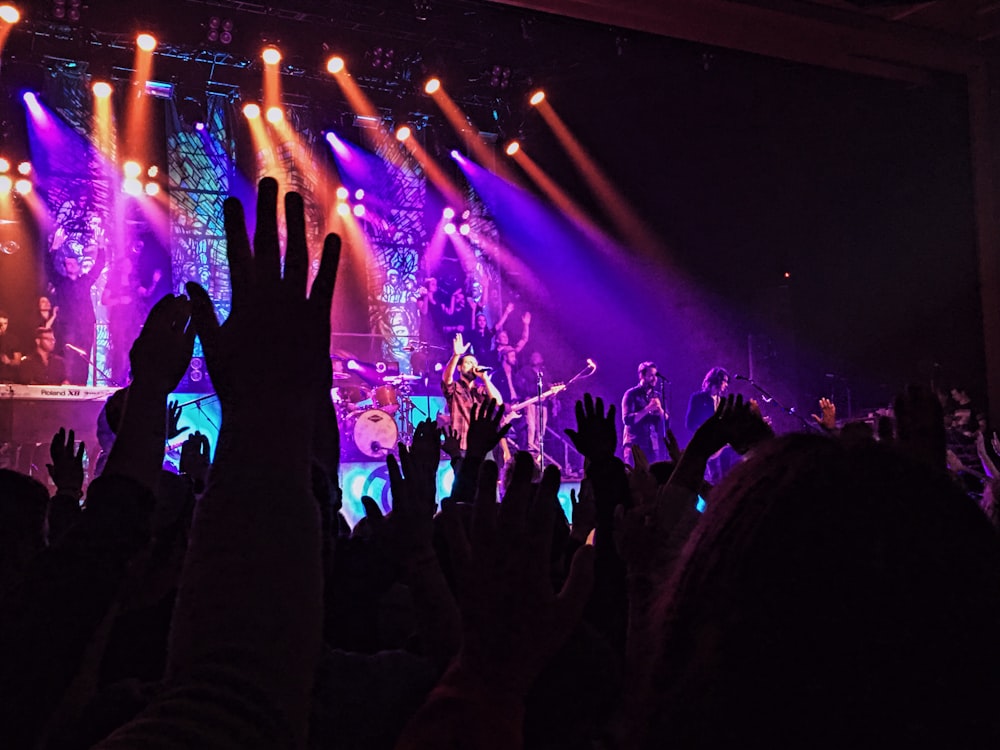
[331,359,426,460]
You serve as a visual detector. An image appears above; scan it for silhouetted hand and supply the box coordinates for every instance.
[409,418,443,477]
[569,479,597,543]
[665,428,681,464]
[129,294,195,393]
[443,454,595,695]
[167,399,190,440]
[465,398,511,459]
[690,394,773,457]
[179,431,211,492]
[383,446,438,564]
[47,427,85,498]
[564,393,617,463]
[186,177,340,416]
[442,427,462,461]
[811,397,837,430]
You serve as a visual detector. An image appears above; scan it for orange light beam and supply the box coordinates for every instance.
[124,46,154,165]
[399,136,464,207]
[511,147,602,235]
[535,99,663,255]
[92,89,116,160]
[429,87,518,182]
[244,110,278,178]
[327,67,399,158]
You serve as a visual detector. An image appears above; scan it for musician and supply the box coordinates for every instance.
[622,360,667,463]
[18,327,69,386]
[515,351,557,463]
[47,241,105,385]
[0,311,21,381]
[441,332,503,451]
[685,366,735,482]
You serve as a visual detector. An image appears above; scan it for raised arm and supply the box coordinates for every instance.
[442,333,469,390]
[512,311,530,353]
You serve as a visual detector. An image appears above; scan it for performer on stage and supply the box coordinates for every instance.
[0,311,20,381]
[622,360,668,463]
[686,366,736,482]
[515,350,558,463]
[441,332,503,451]
[17,327,69,386]
[46,238,105,385]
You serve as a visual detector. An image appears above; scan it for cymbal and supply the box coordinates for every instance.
[332,372,351,380]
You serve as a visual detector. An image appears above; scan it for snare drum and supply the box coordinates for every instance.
[353,409,398,458]
[372,384,399,414]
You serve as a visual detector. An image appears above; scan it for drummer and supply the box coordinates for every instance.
[331,358,371,412]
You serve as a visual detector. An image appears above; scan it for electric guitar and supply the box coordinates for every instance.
[502,383,566,425]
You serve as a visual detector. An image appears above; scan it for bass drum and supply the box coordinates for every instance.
[353,409,398,458]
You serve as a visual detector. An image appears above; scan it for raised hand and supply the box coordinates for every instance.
[443,454,595,695]
[569,479,597,543]
[811,397,837,430]
[441,426,462,461]
[383,447,438,563]
[47,427,85,499]
[179,431,211,493]
[129,294,195,394]
[564,393,617,463]
[409,418,443,477]
[186,177,340,419]
[465,398,511,459]
[452,332,471,357]
[167,399,190,440]
[665,428,681,464]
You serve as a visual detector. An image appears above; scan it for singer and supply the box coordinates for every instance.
[441,332,504,451]
[17,327,70,385]
[622,360,668,464]
[685,366,736,482]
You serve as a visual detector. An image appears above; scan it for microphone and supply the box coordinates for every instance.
[475,366,494,373]
[586,358,596,370]
[655,372,672,384]
[732,373,750,381]
[65,343,89,358]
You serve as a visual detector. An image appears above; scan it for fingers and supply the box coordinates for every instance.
[283,191,308,296]
[185,283,220,353]
[223,197,253,307]
[386,453,405,509]
[361,495,384,523]
[498,452,533,539]
[253,177,281,290]
[309,233,341,314]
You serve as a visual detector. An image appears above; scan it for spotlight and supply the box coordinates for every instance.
[326,56,345,75]
[336,203,350,217]
[395,125,411,142]
[16,161,30,176]
[194,121,206,131]
[136,33,157,52]
[0,5,20,23]
[442,207,455,220]
[529,90,545,106]
[92,81,112,98]
[353,204,365,217]
[243,103,261,119]
[0,175,13,193]
[505,141,520,156]
[262,47,282,65]
[444,222,456,235]
[449,149,463,162]
[123,178,143,196]
[147,165,158,178]
[459,223,471,236]
[266,106,283,123]
[145,182,160,196]
[123,161,142,178]
[0,159,9,173]
[354,189,365,200]
[14,179,31,195]
[335,186,349,200]
[424,78,441,95]
[461,209,471,220]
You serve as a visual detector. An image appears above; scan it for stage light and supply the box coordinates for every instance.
[326,56,345,74]
[0,5,20,23]
[194,121,206,131]
[123,178,143,196]
[442,207,455,220]
[243,103,261,119]
[92,81,112,99]
[353,204,365,217]
[136,33,157,52]
[461,209,471,220]
[262,47,281,65]
[335,186,349,200]
[459,223,471,236]
[147,165,158,178]
[0,176,10,193]
[0,159,9,174]
[529,90,545,106]
[505,141,520,156]
[347,359,360,371]
[449,149,463,162]
[354,189,365,200]
[395,125,411,142]
[14,179,31,195]
[123,161,142,178]
[424,78,441,95]
[16,161,30,175]
[336,203,350,217]
[145,182,160,196]
[266,106,283,123]
[444,222,456,235]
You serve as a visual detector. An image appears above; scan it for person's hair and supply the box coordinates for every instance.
[641,434,1000,748]
[0,309,8,319]
[637,360,656,378]
[701,366,729,391]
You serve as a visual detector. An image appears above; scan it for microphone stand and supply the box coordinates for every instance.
[536,370,544,471]
[67,346,118,387]
[737,375,824,433]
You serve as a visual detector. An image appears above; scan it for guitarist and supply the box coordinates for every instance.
[515,351,558,464]
[442,332,504,452]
